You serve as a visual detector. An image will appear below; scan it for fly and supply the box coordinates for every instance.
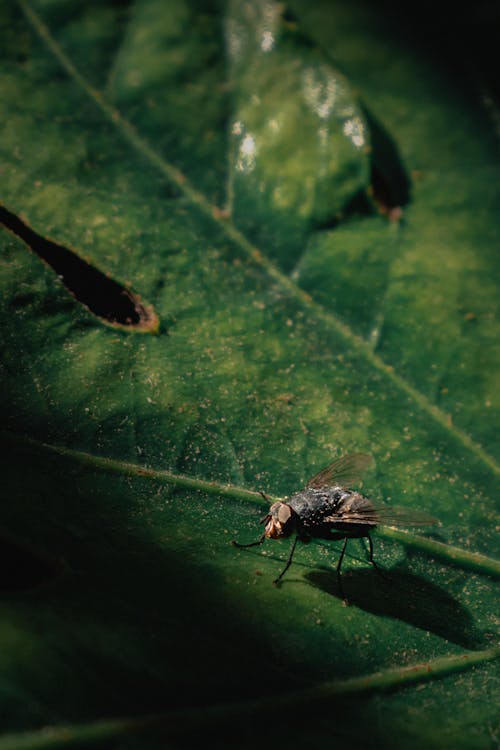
[232,453,436,600]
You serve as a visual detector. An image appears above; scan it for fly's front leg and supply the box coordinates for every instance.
[273,535,300,586]
[232,491,269,556]
[232,533,266,549]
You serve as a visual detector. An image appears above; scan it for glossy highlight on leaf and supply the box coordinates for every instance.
[226,0,371,268]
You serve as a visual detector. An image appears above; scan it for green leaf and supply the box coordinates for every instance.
[1,0,499,748]
[226,0,371,268]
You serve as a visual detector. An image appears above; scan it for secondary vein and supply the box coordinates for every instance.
[0,646,497,750]
[2,430,499,578]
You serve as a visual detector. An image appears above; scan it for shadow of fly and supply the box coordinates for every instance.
[232,454,436,601]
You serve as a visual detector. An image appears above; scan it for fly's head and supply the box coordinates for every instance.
[262,502,295,539]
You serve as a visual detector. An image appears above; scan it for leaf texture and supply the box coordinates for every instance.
[0,1,499,747]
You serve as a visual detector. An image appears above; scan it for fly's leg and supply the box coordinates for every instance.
[232,533,266,549]
[273,535,299,586]
[232,491,268,555]
[367,534,380,572]
[366,534,389,581]
[336,537,349,603]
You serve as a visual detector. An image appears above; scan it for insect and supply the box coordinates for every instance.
[232,453,436,600]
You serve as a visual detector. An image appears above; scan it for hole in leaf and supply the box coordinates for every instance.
[0,204,159,332]
[365,108,411,216]
[0,532,64,591]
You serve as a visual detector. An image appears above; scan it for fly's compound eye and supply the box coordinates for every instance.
[277,504,292,524]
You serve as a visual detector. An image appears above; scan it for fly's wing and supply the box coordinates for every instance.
[371,505,438,527]
[324,496,438,527]
[307,453,374,490]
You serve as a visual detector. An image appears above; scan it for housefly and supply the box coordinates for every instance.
[232,453,435,599]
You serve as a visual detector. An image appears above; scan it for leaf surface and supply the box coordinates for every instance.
[0,1,499,748]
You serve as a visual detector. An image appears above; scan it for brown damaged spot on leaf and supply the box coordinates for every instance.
[0,204,160,333]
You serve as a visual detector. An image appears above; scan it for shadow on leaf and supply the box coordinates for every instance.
[306,565,484,649]
[0,532,65,591]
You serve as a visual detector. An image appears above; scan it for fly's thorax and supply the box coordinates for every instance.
[288,486,349,519]
[263,501,296,539]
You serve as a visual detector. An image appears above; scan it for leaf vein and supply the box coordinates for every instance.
[2,430,499,578]
[0,646,497,749]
